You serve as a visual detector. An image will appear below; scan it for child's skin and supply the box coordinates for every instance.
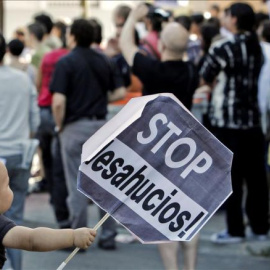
[0,162,96,251]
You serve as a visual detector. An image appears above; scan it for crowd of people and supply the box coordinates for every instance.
[0,1,270,270]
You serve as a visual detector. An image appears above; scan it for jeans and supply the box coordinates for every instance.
[2,155,30,270]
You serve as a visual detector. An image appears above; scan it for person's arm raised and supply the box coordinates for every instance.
[119,4,149,66]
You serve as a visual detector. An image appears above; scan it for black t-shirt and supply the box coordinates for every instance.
[50,47,123,124]
[0,215,16,269]
[132,52,198,110]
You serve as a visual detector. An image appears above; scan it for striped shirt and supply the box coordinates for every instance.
[200,32,263,129]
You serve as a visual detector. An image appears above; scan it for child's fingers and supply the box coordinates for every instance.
[89,234,95,242]
[89,229,97,236]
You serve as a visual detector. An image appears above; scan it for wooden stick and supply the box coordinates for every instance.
[56,213,110,270]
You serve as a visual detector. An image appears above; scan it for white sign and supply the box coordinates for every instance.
[78,94,233,242]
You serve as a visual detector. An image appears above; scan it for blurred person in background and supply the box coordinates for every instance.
[89,18,103,52]
[113,5,131,46]
[209,4,221,19]
[120,4,199,270]
[220,7,234,39]
[0,33,40,270]
[7,39,36,84]
[51,21,68,48]
[200,3,269,244]
[255,12,269,38]
[13,28,25,43]
[105,4,143,121]
[197,22,221,71]
[50,19,126,250]
[26,22,51,71]
[12,27,32,64]
[35,21,70,229]
[187,13,204,64]
[106,4,132,88]
[192,21,221,128]
[175,15,201,65]
[25,22,51,195]
[174,15,191,33]
[190,13,204,37]
[140,3,170,60]
[34,13,62,50]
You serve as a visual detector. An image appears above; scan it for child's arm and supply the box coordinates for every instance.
[2,226,96,251]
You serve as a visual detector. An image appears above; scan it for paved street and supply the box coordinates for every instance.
[22,193,270,270]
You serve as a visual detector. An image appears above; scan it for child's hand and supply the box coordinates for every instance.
[73,228,97,249]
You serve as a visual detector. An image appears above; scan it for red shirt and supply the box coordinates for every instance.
[38,48,69,107]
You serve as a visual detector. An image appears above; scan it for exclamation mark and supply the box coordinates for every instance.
[178,212,205,238]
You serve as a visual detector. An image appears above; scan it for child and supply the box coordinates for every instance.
[0,161,96,269]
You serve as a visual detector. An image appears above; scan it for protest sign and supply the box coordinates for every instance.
[78,93,233,243]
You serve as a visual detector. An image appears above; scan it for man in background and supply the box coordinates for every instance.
[34,13,62,50]
[26,22,51,71]
[0,33,40,270]
[50,19,125,250]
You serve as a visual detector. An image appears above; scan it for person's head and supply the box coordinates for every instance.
[190,13,205,35]
[262,20,270,43]
[8,39,24,57]
[13,28,25,43]
[210,4,220,18]
[159,22,189,60]
[255,12,269,30]
[26,23,46,47]
[88,18,102,45]
[175,15,192,32]
[113,5,131,37]
[51,21,67,48]
[146,6,170,33]
[227,3,255,33]
[255,12,269,37]
[200,22,220,54]
[0,162,13,214]
[207,17,221,29]
[34,13,54,34]
[113,5,131,26]
[220,7,231,31]
[0,33,6,63]
[68,19,94,49]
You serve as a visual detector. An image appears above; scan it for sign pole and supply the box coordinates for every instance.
[56,213,110,270]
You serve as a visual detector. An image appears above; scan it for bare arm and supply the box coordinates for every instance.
[108,86,126,102]
[52,93,66,131]
[3,226,96,251]
[119,4,149,66]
